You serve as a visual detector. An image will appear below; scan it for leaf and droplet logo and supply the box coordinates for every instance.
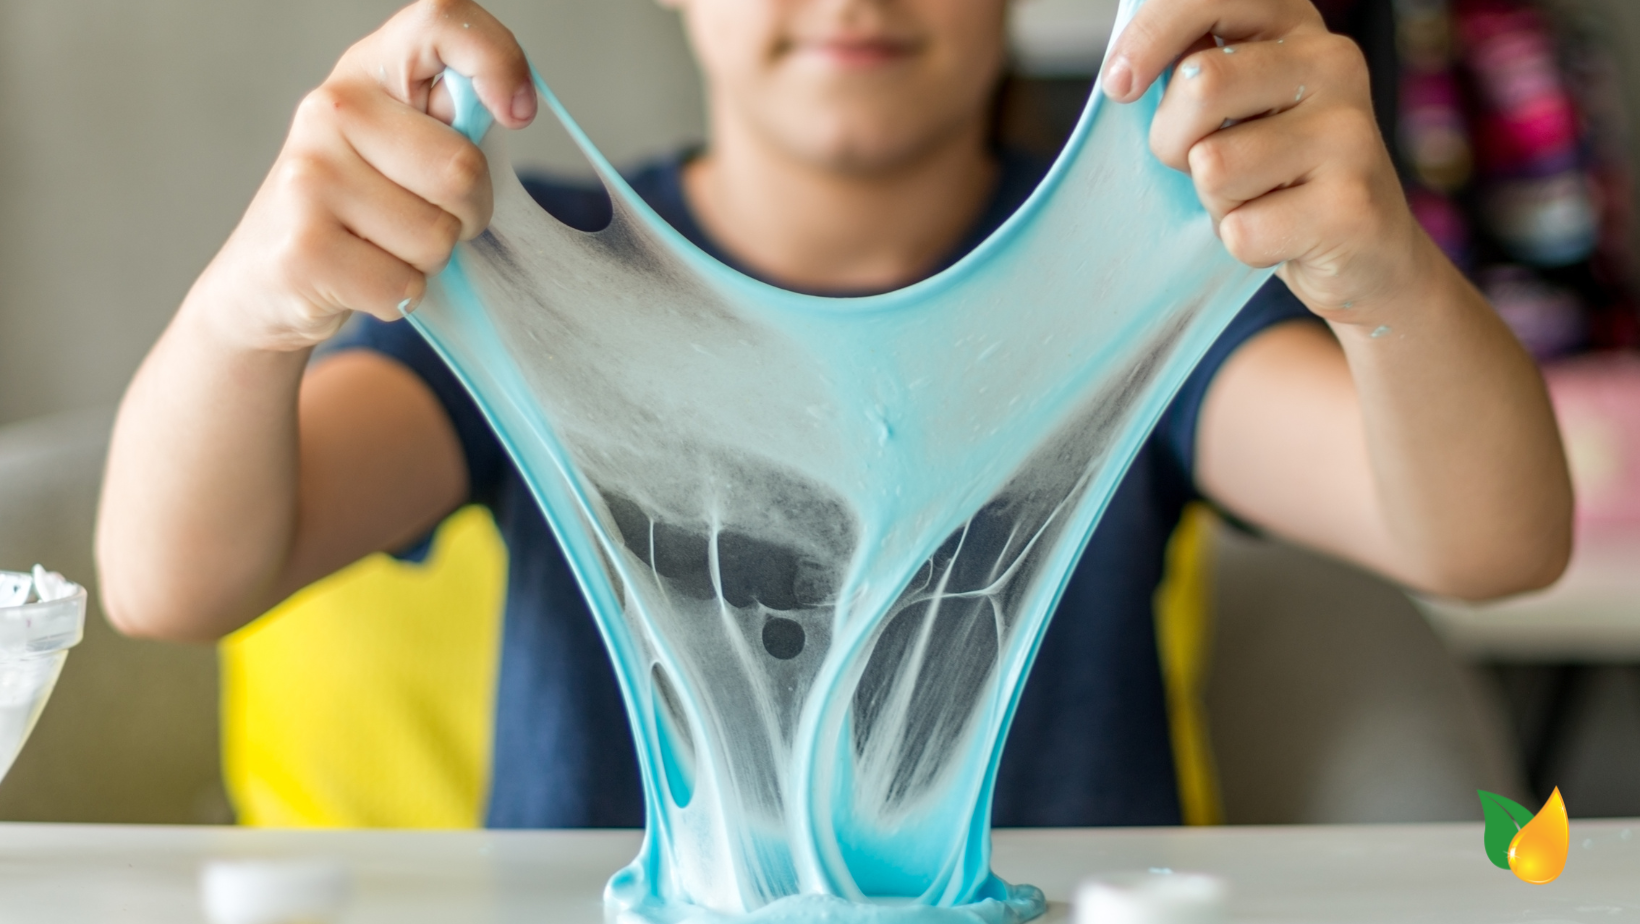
[1479,788,1569,884]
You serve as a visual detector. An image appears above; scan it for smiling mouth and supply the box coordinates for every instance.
[792,37,921,69]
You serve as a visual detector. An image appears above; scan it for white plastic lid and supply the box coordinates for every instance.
[201,859,351,924]
[0,570,85,657]
[1075,871,1227,924]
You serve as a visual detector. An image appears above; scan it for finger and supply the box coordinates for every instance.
[323,144,465,275]
[291,220,427,324]
[1102,0,1323,103]
[351,0,535,129]
[1217,182,1312,268]
[1151,36,1324,171]
[1218,178,1381,272]
[260,161,427,322]
[1186,123,1311,222]
[307,80,493,238]
[1187,101,1378,220]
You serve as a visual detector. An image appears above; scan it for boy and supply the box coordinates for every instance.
[97,0,1571,827]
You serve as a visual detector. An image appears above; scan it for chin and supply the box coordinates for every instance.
[777,109,973,177]
[805,135,931,176]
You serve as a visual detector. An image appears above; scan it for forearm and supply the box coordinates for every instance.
[96,0,532,640]
[1324,237,1572,597]
[96,278,310,641]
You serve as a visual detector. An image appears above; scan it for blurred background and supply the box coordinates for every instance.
[3,0,1640,826]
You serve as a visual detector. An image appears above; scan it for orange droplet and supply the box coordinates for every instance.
[1508,787,1569,884]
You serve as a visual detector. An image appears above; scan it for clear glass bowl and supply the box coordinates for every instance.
[0,573,85,785]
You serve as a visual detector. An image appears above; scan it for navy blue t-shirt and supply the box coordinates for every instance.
[330,151,1312,829]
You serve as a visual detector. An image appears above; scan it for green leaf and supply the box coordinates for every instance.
[1479,790,1536,869]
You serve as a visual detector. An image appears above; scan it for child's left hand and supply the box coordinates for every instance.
[1102,0,1573,600]
[1102,0,1423,329]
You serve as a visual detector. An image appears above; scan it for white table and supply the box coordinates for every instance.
[1,821,1636,923]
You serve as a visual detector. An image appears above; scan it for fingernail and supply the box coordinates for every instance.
[1104,58,1133,100]
[511,85,536,122]
[397,296,418,317]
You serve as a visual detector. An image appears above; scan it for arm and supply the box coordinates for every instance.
[96,0,537,641]
[1104,0,1572,599]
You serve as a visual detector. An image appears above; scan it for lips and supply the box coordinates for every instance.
[792,37,919,68]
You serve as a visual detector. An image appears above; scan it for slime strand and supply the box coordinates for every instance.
[418,1,1270,919]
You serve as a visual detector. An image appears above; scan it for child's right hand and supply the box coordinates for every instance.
[191,0,537,353]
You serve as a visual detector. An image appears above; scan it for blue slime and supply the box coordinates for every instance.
[413,2,1272,919]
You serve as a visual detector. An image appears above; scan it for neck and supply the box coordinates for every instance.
[682,111,999,293]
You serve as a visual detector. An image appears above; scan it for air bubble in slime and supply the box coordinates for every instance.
[411,1,1272,919]
[0,568,86,786]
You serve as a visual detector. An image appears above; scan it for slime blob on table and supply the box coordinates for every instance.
[412,1,1273,919]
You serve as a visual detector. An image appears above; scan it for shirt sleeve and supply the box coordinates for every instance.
[1154,276,1319,490]
[318,314,507,559]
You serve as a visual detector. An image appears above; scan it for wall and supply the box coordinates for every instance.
[1011,0,1120,74]
[0,0,704,426]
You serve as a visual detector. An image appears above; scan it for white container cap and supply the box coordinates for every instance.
[0,569,84,657]
[1075,871,1227,924]
[200,859,352,924]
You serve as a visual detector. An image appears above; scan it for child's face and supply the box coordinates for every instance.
[664,0,1011,173]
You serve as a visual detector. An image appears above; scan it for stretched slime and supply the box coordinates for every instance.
[414,2,1272,919]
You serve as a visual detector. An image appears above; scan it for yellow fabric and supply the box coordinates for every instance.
[1154,502,1224,826]
[220,505,506,828]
